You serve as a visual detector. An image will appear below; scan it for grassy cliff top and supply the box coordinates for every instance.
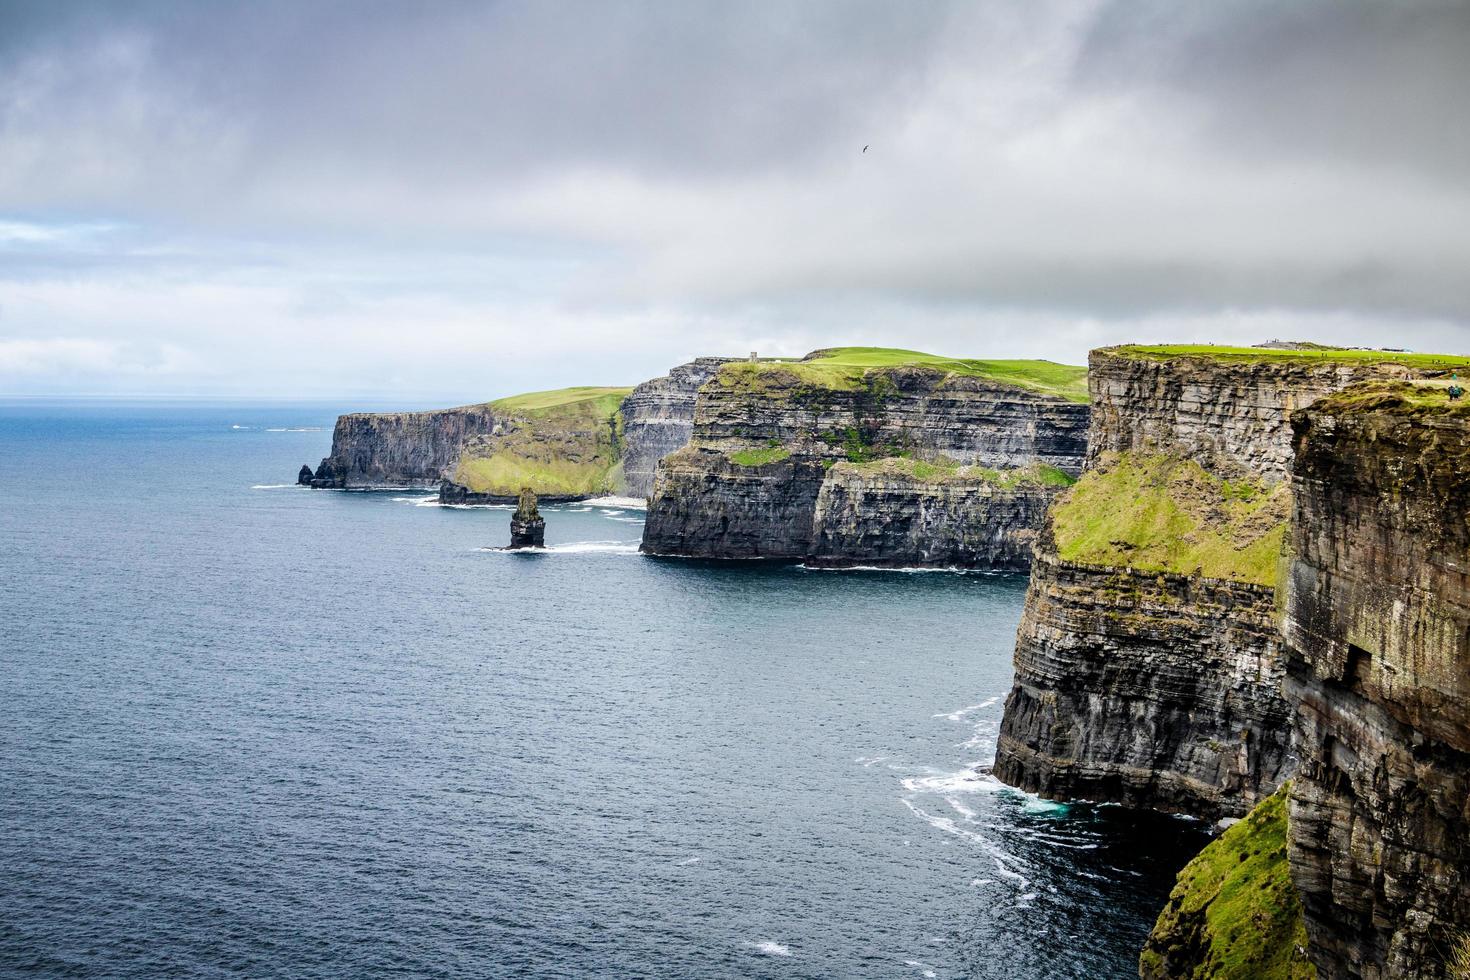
[1104,344,1470,370]
[714,347,1089,402]
[1140,784,1315,980]
[489,386,633,419]
[1051,453,1288,585]
[1307,380,1470,418]
[831,455,1077,487]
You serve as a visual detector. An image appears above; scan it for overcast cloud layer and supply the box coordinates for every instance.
[2,0,1467,399]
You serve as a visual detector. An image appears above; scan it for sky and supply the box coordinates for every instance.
[2,0,1468,401]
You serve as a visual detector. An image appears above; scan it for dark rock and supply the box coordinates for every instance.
[297,464,314,486]
[1282,387,1470,979]
[309,405,501,488]
[640,362,1090,565]
[619,357,735,500]
[508,487,545,549]
[995,349,1449,819]
[994,541,1290,820]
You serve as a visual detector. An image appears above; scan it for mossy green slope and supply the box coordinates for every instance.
[452,386,632,497]
[1050,453,1288,585]
[1140,784,1315,979]
[713,347,1089,402]
[1108,344,1470,371]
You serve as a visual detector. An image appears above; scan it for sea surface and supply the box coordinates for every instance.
[0,402,1207,979]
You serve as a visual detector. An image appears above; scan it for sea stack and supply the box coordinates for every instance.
[297,464,314,486]
[508,487,545,549]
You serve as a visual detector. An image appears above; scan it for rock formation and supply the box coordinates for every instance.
[508,487,545,549]
[297,464,314,486]
[619,357,735,499]
[1281,383,1470,979]
[1140,783,1315,980]
[308,405,501,488]
[995,346,1468,820]
[640,349,1091,567]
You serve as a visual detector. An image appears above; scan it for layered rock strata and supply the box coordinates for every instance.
[508,488,545,549]
[1086,349,1428,481]
[641,354,1090,566]
[619,357,735,499]
[995,544,1289,820]
[806,461,1059,570]
[996,347,1465,819]
[1282,384,1470,979]
[308,405,500,488]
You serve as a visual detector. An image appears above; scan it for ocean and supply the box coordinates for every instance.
[0,402,1206,978]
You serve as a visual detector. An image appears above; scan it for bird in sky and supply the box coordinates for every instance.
[862,145,869,153]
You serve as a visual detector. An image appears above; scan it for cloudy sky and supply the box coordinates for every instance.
[2,0,1467,400]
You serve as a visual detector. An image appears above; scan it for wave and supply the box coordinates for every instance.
[583,495,647,509]
[802,564,1007,575]
[264,427,324,432]
[745,941,792,957]
[231,425,254,430]
[932,697,999,722]
[475,541,641,555]
[250,484,306,490]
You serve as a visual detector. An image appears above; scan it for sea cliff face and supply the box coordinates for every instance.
[1085,349,1423,481]
[619,357,734,500]
[995,544,1289,820]
[1282,385,1470,979]
[995,348,1465,819]
[641,351,1090,567]
[310,406,500,488]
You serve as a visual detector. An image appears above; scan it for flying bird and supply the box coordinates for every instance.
[862,145,869,153]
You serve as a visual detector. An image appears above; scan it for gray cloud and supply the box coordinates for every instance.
[0,0,1466,396]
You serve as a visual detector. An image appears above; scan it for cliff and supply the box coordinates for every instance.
[641,347,1090,567]
[1140,784,1316,980]
[619,357,735,499]
[1281,383,1470,979]
[308,404,500,488]
[1086,346,1467,481]
[996,346,1470,819]
[441,387,630,500]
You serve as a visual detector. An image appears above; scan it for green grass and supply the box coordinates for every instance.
[1107,344,1470,370]
[452,453,619,497]
[1309,380,1470,417]
[489,386,633,419]
[1140,784,1315,979]
[837,455,1078,488]
[450,386,628,496]
[729,445,792,466]
[713,347,1089,402]
[1051,453,1289,585]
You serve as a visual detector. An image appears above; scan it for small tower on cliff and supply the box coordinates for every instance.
[508,487,545,549]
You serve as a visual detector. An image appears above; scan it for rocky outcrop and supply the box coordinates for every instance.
[641,352,1090,565]
[1282,385,1470,979]
[996,348,1467,820]
[508,488,545,549]
[639,447,827,560]
[1140,784,1315,980]
[806,460,1064,570]
[296,464,314,486]
[309,405,500,488]
[995,544,1290,820]
[1086,348,1432,481]
[619,357,734,499]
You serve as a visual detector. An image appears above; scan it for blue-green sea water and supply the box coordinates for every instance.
[0,402,1207,978]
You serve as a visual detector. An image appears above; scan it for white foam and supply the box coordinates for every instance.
[900,768,1006,795]
[933,698,998,722]
[746,941,792,957]
[904,961,938,978]
[598,509,625,516]
[250,484,305,490]
[676,856,700,866]
[583,495,647,509]
[231,424,253,430]
[265,427,324,432]
[552,541,640,554]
